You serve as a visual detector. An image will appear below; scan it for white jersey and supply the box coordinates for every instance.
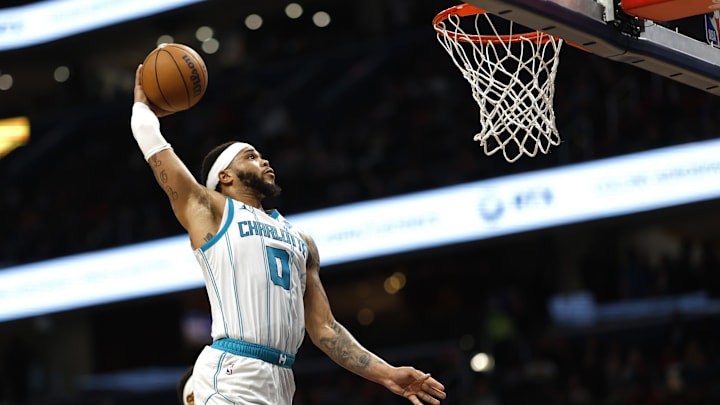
[193,196,308,355]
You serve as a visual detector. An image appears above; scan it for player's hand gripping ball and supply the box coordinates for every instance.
[141,43,208,112]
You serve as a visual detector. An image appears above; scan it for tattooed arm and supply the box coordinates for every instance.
[132,65,224,250]
[301,232,446,404]
[302,234,379,374]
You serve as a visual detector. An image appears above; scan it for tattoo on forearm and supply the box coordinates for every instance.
[150,161,177,201]
[165,186,178,200]
[357,354,371,369]
[320,322,372,372]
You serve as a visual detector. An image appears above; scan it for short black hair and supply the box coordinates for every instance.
[201,141,238,191]
[176,365,194,404]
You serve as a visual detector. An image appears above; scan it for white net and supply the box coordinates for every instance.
[434,5,563,163]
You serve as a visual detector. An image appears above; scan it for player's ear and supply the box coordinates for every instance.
[218,169,233,187]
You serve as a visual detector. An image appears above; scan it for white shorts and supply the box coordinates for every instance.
[193,344,296,404]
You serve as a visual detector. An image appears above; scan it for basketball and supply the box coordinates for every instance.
[140,43,208,112]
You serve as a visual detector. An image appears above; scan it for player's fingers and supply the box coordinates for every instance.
[416,372,431,382]
[426,379,446,395]
[418,391,441,404]
[429,388,446,400]
[407,394,422,405]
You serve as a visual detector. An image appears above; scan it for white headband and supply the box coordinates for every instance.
[182,374,194,405]
[205,142,252,190]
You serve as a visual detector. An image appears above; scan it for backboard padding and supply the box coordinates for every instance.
[464,0,720,95]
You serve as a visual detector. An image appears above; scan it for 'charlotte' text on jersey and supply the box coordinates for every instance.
[238,220,308,258]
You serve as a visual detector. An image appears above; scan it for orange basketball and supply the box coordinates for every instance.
[141,43,208,112]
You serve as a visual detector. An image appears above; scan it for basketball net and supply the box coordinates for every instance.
[434,4,563,163]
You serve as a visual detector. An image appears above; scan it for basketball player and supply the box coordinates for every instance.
[131,65,446,405]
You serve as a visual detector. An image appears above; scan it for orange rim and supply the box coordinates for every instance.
[433,3,555,44]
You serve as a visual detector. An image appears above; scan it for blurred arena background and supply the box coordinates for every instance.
[2,0,720,404]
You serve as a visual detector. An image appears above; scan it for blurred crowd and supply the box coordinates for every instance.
[287,235,720,405]
[9,232,715,405]
[3,31,719,266]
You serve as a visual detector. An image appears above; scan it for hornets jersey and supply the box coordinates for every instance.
[194,196,308,355]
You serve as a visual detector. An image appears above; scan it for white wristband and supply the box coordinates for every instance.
[130,102,172,161]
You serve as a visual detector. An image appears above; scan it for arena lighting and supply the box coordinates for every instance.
[244,14,263,30]
[0,0,205,51]
[0,116,29,158]
[284,3,303,19]
[3,138,720,322]
[470,353,495,373]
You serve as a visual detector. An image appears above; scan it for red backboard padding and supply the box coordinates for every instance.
[622,0,719,21]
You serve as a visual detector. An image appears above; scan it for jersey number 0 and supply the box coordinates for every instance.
[266,246,291,290]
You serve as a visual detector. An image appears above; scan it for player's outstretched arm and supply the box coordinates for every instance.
[130,64,217,235]
[301,232,446,404]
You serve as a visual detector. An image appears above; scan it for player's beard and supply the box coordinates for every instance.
[236,169,282,198]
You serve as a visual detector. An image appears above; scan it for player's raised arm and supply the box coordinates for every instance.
[130,64,219,237]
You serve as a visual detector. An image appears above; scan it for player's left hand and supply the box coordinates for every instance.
[385,367,446,404]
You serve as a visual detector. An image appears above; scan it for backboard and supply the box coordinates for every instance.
[463,0,720,96]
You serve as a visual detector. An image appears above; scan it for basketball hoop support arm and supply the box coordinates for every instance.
[466,0,720,95]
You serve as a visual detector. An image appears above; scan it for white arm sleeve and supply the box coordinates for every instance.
[130,102,172,161]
